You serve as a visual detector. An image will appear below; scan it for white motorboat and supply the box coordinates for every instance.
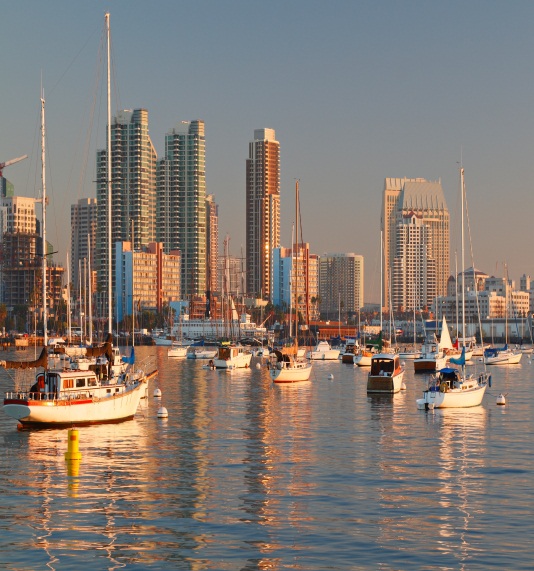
[366,353,405,394]
[307,340,340,360]
[213,344,252,369]
[167,342,189,358]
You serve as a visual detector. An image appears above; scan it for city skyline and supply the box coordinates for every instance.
[2,1,534,302]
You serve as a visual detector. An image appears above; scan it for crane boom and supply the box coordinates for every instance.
[0,154,28,177]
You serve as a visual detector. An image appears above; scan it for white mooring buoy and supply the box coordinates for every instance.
[496,393,506,406]
[153,388,162,398]
[256,362,261,370]
[157,406,169,418]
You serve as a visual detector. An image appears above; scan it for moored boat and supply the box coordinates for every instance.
[1,338,153,428]
[213,344,252,369]
[366,353,405,394]
[307,340,340,360]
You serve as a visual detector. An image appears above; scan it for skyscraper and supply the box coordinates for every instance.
[381,177,449,310]
[318,253,364,318]
[246,128,280,299]
[96,108,157,308]
[157,120,206,298]
[70,197,97,292]
[206,194,219,297]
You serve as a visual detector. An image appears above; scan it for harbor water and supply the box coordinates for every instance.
[1,346,533,570]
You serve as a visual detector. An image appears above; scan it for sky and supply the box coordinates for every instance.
[2,0,534,304]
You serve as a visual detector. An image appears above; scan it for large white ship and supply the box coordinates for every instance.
[170,312,266,340]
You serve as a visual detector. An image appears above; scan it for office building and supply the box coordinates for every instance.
[246,128,280,299]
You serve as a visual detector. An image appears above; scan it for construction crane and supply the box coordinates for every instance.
[0,155,28,178]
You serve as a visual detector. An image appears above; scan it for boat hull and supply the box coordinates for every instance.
[213,353,252,369]
[417,383,487,409]
[484,352,522,365]
[3,382,147,428]
[367,370,404,393]
[270,362,312,383]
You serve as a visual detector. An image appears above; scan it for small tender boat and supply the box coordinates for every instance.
[366,353,405,394]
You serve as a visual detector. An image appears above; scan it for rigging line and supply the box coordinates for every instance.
[47,24,101,98]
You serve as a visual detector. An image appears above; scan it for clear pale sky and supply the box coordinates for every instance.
[2,0,533,303]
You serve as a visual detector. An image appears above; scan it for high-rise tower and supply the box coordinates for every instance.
[70,198,97,293]
[381,177,449,312]
[246,128,280,299]
[96,108,157,301]
[157,120,206,298]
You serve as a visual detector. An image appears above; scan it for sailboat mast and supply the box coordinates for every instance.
[106,12,112,334]
[295,180,299,351]
[40,92,48,348]
[460,167,466,349]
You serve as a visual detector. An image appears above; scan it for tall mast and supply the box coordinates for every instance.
[88,233,93,345]
[106,12,112,334]
[295,180,299,350]
[460,167,466,349]
[40,92,48,348]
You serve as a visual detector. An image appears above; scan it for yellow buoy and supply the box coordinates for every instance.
[65,428,82,461]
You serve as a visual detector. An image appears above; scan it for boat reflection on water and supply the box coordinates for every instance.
[18,416,151,570]
[427,406,488,565]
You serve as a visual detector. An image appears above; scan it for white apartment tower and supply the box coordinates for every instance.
[381,177,449,310]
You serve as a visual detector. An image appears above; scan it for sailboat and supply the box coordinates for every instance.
[483,265,522,365]
[417,167,490,409]
[269,181,313,383]
[2,68,150,427]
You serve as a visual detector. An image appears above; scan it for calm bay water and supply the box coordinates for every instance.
[0,346,533,570]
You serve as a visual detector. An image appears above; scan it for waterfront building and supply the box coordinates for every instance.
[115,241,181,323]
[246,128,280,299]
[381,177,449,310]
[96,109,157,304]
[272,244,319,321]
[318,253,364,319]
[0,195,64,321]
[157,120,206,298]
[70,198,97,293]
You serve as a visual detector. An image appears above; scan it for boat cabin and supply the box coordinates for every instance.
[370,354,401,377]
